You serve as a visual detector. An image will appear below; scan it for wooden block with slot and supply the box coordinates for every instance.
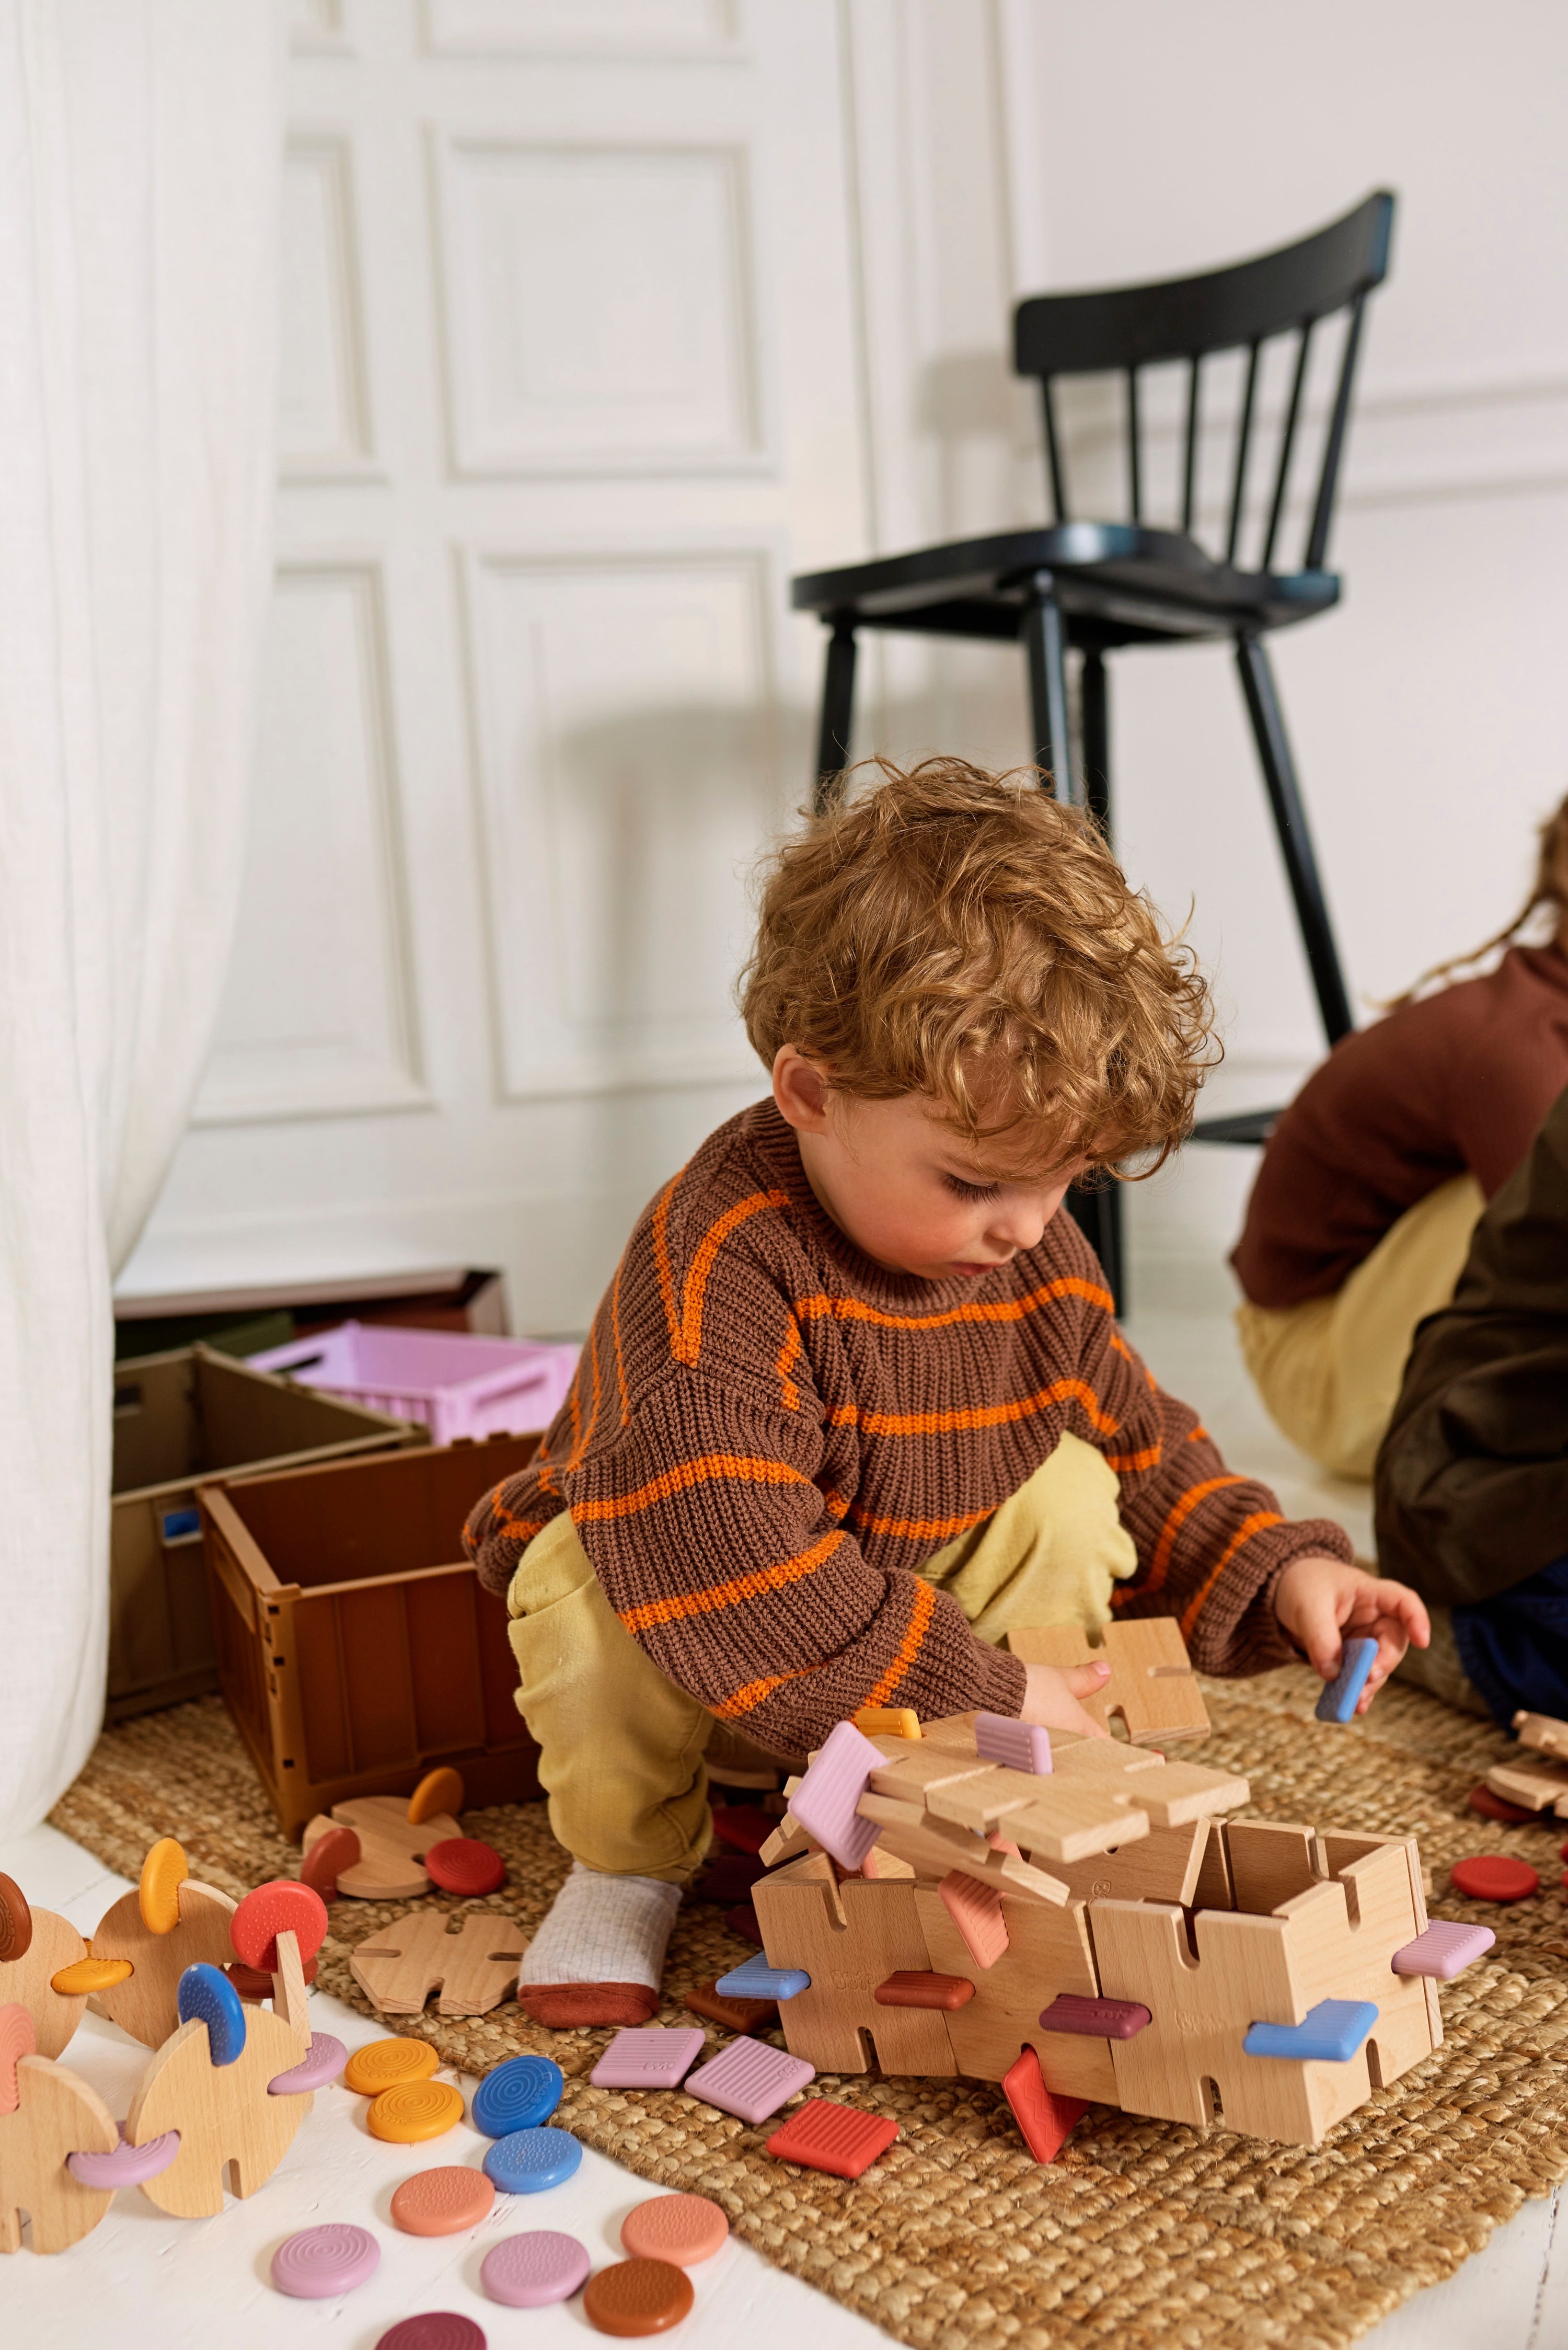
[1048,1819,1210,1907]
[753,1854,956,2076]
[1514,1710,1568,1761]
[855,1793,1069,1905]
[1009,1618,1211,1743]
[1225,1822,1321,1915]
[125,1997,312,2217]
[0,1911,90,2060]
[303,1797,463,1898]
[1484,1754,1568,1815]
[0,2053,119,2254]
[914,1885,1116,2100]
[1051,1741,1249,1827]
[90,1879,238,2050]
[350,1910,528,2016]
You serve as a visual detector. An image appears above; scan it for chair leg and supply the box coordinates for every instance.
[1234,632,1353,1042]
[1067,646,1123,1310]
[1022,575,1079,806]
[813,621,858,816]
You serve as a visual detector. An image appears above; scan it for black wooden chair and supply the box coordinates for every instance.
[792,191,1396,1306]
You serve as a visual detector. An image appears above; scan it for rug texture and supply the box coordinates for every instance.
[49,1669,1568,2350]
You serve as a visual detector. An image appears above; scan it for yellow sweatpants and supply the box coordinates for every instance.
[505,1430,1137,1883]
[1235,1172,1484,1483]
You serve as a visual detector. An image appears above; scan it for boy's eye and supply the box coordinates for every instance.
[942,1174,1001,1202]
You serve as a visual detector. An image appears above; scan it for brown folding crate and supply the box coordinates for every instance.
[198,1432,543,1837]
[109,1345,422,1723]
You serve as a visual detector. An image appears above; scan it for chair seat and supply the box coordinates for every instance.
[791,525,1339,648]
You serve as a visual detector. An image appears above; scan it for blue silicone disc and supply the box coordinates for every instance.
[481,2125,582,2195]
[471,2053,564,2138]
[176,1962,248,2066]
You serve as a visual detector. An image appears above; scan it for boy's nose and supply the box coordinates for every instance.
[987,1202,1047,1253]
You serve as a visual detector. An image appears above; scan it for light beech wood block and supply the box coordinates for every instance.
[1271,1842,1435,2087]
[0,1911,89,2060]
[860,1845,916,1882]
[1053,1743,1249,1827]
[1514,1710,1568,1761]
[914,1886,1116,2099]
[867,1748,993,1801]
[90,1880,237,2051]
[917,1713,982,1759]
[753,1861,956,2077]
[269,1931,312,2042]
[1192,1819,1235,1913]
[855,1794,1068,1905]
[303,1797,463,1898]
[758,1813,813,1867]
[125,2000,312,2217]
[922,1767,1043,1835]
[0,2054,119,2254]
[1009,1619,1212,1743]
[1485,1755,1568,1814]
[989,1781,1154,1863]
[1050,1819,1209,1907]
[349,1909,528,2016]
[1227,1822,1321,1915]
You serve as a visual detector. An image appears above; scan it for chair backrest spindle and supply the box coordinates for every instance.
[1226,340,1262,563]
[1307,290,1368,569]
[1181,357,1202,534]
[1040,379,1068,523]
[1260,322,1315,571]
[1126,369,1143,521]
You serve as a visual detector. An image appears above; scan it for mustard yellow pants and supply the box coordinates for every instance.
[506,1430,1136,1883]
[1234,1173,1484,1483]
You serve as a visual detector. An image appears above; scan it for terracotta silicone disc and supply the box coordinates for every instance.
[408,1767,466,1825]
[231,1879,329,1970]
[423,1838,506,1897]
[582,2258,695,2337]
[368,2079,466,2144]
[345,2036,442,2095]
[0,1874,32,1963]
[391,2165,497,2237]
[1450,1855,1540,1902]
[301,1826,361,1900]
[376,2321,487,2350]
[1471,1783,1539,1826]
[620,2194,729,2266]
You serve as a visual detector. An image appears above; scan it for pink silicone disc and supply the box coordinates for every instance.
[376,2321,487,2350]
[268,2032,348,2095]
[390,2165,497,2237]
[271,2222,381,2298]
[66,2128,180,2188]
[481,2230,593,2308]
[620,2193,730,2266]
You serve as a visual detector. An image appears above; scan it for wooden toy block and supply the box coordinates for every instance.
[1009,1618,1212,1744]
[868,1745,994,1801]
[1514,1711,1568,1762]
[89,1877,237,2050]
[1000,2046,1088,2163]
[856,1790,1070,1904]
[302,1796,464,1899]
[125,1996,312,2217]
[270,1930,313,2042]
[1226,1822,1321,1915]
[860,1843,916,1881]
[918,1712,983,1758]
[0,1907,90,2060]
[915,1885,1116,2099]
[1049,1819,1210,1907]
[0,2049,119,2254]
[972,1778,1154,1863]
[754,1856,957,2077]
[757,1813,813,1867]
[1051,1741,1250,1828]
[1192,1818,1234,1911]
[349,1909,527,2016]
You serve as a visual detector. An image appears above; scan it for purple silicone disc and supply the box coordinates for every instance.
[268,2032,349,2094]
[271,2221,381,2299]
[481,2229,593,2309]
[66,2127,180,2187]
[376,2320,488,2350]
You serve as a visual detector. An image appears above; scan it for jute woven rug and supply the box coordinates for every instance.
[49,1669,1568,2350]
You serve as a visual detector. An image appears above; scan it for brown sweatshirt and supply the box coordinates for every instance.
[1233,946,1568,1310]
[465,1100,1350,1755]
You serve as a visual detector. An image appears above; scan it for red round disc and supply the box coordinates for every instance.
[226,1955,320,2001]
[1470,1784,1539,1826]
[423,1839,506,1897]
[301,1826,361,1900]
[230,1878,330,1970]
[1450,1855,1540,1902]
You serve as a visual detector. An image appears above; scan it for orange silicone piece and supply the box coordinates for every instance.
[407,1767,465,1825]
[50,1958,134,1997]
[852,1707,921,1740]
[366,2078,466,2143]
[344,2036,442,2096]
[139,1838,188,1935]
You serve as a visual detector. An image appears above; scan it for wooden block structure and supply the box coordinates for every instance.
[1482,1711,1568,1818]
[1008,1618,1212,1744]
[754,1707,1453,2147]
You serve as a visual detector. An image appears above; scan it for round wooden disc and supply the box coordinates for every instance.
[0,1907,89,2059]
[583,2260,694,2337]
[90,1879,237,2051]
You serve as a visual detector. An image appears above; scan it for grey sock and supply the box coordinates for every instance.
[520,1862,683,1990]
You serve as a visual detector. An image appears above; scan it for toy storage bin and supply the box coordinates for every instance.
[248,1321,580,1445]
[199,1432,544,1837]
[108,1345,421,1724]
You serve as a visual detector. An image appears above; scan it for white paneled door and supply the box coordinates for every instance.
[124,0,877,1331]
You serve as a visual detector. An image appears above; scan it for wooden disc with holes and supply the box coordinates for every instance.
[89,1879,238,2050]
[583,2259,694,2337]
[1450,1855,1540,1902]
[344,2036,441,2095]
[0,1907,90,2060]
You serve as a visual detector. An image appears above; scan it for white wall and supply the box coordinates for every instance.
[122,0,1568,1325]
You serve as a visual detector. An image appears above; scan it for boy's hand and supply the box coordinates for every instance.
[1019,1659,1112,1739]
[1273,1555,1431,1715]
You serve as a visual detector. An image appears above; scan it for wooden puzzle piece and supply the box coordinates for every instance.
[0,2051,119,2254]
[914,1885,1116,2099]
[966,1776,1154,1863]
[1048,1819,1210,1907]
[90,1878,237,2049]
[1050,1740,1249,1827]
[1484,1753,1568,1815]
[303,1797,463,1898]
[349,1910,528,2016]
[855,1792,1069,1903]
[755,1854,956,2077]
[757,1813,812,1867]
[1513,1711,1568,1762]
[0,1909,89,2060]
[1009,1618,1212,1743]
[125,1997,312,2217]
[1225,1822,1321,1915]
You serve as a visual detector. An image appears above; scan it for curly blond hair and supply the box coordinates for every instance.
[739,756,1218,1174]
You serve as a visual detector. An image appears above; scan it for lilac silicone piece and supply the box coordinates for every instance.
[66,2127,180,2188]
[590,2026,706,2089]
[683,2036,815,2125]
[271,2221,381,2298]
[269,2032,349,2095]
[481,2229,593,2307]
[975,1713,1053,1774]
[790,1720,885,1870]
[1391,1920,1496,1978]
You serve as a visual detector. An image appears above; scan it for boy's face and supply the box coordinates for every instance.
[773,1046,1085,1282]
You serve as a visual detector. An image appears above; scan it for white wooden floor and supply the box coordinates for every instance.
[4,1252,1565,2345]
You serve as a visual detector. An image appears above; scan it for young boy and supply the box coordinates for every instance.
[465,758,1428,2026]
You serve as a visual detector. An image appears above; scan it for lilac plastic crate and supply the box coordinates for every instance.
[247,1321,580,1446]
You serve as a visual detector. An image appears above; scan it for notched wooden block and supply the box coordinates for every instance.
[349,1909,527,2017]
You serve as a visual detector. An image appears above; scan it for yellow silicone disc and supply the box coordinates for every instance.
[366,2079,465,2143]
[343,2036,442,2096]
[139,1838,188,1935]
[407,1767,465,1826]
[51,1957,134,1996]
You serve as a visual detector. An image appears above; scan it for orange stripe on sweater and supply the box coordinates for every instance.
[1138,1474,1247,1596]
[710,1663,823,1722]
[775,1318,803,1412]
[653,1181,789,1368]
[829,1375,1118,1439]
[610,1262,630,1428]
[849,1500,996,1543]
[493,1502,546,1545]
[573,1452,813,1523]
[793,1273,1113,1333]
[862,1577,938,1709]
[1178,1512,1283,1641]
[650,1172,684,1359]
[616,1529,844,1634]
[1105,1443,1161,1474]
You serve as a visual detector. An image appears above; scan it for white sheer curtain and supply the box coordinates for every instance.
[0,1,284,1833]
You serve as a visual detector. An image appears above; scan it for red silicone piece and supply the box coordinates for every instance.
[1001,2045,1087,2164]
[1449,1855,1540,1902]
[301,1826,361,1900]
[423,1839,506,1897]
[230,1879,330,1970]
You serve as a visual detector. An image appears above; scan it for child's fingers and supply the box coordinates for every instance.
[1063,1663,1112,1700]
[1353,1619,1411,1712]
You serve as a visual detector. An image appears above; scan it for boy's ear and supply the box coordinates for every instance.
[773,1044,833,1133]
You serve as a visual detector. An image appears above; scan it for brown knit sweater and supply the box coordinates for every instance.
[466,1101,1349,1755]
